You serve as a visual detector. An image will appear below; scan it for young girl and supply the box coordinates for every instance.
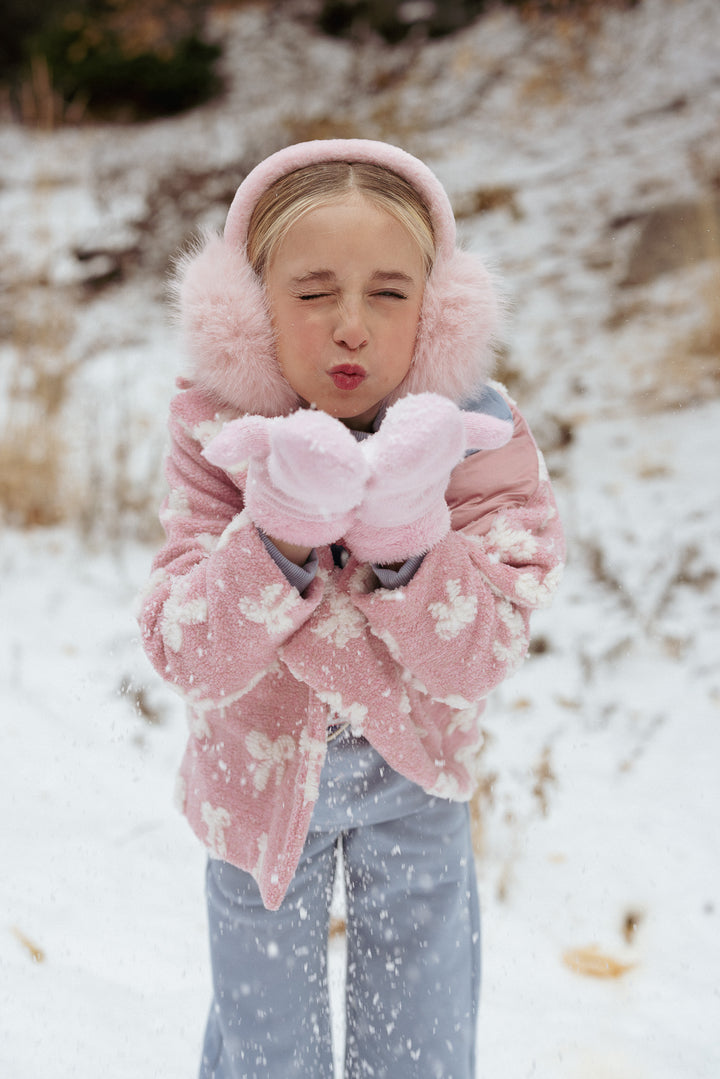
[138,139,564,1079]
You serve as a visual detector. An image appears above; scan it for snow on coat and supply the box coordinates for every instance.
[138,139,565,909]
[138,382,563,909]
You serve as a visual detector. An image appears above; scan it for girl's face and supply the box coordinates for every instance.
[264,193,426,431]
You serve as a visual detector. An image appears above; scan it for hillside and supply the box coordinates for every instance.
[1,1,719,1075]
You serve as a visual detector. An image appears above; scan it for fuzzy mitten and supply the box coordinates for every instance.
[203,409,371,547]
[346,392,513,564]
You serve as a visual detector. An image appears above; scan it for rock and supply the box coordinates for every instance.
[619,196,720,288]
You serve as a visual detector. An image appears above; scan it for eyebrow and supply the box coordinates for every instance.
[290,270,417,286]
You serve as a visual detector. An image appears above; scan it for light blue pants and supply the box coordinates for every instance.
[199,731,481,1079]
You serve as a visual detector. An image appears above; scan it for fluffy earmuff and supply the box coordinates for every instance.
[392,248,502,407]
[172,231,297,417]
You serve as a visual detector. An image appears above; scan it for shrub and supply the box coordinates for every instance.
[4,0,222,123]
[317,0,488,43]
[316,0,641,43]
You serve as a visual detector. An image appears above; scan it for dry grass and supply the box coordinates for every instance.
[118,674,168,725]
[613,193,720,408]
[653,204,720,407]
[281,114,367,146]
[13,55,87,130]
[622,908,644,944]
[0,291,77,527]
[531,745,557,817]
[686,198,720,365]
[0,284,165,545]
[469,767,499,857]
[562,943,635,979]
[453,185,523,222]
[0,436,65,528]
[11,926,46,964]
[516,12,595,106]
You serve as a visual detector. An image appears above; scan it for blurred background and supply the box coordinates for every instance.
[1,2,719,1076]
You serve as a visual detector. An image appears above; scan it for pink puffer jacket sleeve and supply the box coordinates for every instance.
[137,387,325,702]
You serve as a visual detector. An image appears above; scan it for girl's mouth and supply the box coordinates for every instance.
[328,365,367,391]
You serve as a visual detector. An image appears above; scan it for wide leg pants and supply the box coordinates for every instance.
[199,731,481,1079]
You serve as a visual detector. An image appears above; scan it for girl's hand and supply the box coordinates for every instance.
[346,392,512,563]
[203,409,370,547]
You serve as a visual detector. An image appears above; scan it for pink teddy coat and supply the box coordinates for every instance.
[138,140,565,910]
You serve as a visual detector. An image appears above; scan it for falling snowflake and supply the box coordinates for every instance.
[427,580,478,641]
[238,583,301,635]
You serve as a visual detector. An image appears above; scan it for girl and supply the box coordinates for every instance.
[138,139,564,1079]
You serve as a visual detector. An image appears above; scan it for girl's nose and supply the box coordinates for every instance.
[333,301,369,351]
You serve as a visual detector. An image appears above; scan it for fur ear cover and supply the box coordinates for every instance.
[392,248,501,407]
[172,231,298,417]
[174,235,502,416]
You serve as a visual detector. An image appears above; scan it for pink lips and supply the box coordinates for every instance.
[328,364,367,391]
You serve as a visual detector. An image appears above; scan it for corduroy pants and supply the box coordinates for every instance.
[198,730,481,1079]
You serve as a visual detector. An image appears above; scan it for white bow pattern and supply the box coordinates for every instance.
[246,731,296,791]
[201,801,232,859]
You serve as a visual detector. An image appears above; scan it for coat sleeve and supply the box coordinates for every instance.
[345,401,565,705]
[137,388,325,702]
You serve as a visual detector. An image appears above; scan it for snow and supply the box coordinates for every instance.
[1,0,719,1075]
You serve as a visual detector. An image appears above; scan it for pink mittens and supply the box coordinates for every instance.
[203,409,370,547]
[203,393,512,560]
[346,393,513,564]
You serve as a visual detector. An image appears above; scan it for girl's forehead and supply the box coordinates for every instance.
[289,191,396,232]
[272,196,425,271]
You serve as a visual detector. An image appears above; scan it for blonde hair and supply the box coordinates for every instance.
[246,161,435,278]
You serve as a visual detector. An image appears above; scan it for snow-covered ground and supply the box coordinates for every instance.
[1,0,719,1075]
